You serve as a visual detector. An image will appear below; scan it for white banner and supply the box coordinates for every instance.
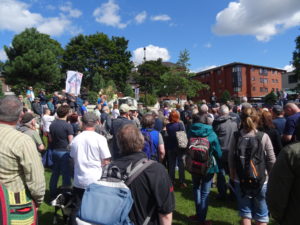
[66,71,83,96]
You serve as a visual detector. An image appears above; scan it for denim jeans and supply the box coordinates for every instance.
[49,150,72,198]
[192,173,214,222]
[168,148,185,184]
[234,182,269,223]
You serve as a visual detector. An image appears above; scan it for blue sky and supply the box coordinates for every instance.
[0,0,300,72]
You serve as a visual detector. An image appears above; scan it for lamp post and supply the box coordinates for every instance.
[143,47,146,62]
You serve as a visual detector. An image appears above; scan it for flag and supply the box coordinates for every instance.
[66,71,83,96]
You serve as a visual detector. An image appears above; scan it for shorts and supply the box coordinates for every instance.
[234,182,269,223]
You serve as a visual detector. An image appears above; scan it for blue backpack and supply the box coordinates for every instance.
[77,159,155,225]
[141,129,159,161]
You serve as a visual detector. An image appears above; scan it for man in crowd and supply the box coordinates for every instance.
[199,104,213,125]
[70,112,111,224]
[80,100,89,115]
[0,96,45,220]
[272,105,286,136]
[282,103,300,144]
[213,104,238,201]
[17,112,45,152]
[110,104,135,159]
[26,86,35,102]
[266,141,300,225]
[32,97,42,116]
[49,105,74,200]
[111,124,174,224]
[101,105,112,132]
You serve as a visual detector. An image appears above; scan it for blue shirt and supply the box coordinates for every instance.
[283,112,300,137]
[273,117,286,136]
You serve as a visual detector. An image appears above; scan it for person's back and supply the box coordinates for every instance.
[0,96,45,224]
[110,124,174,225]
[267,142,300,225]
[111,104,134,159]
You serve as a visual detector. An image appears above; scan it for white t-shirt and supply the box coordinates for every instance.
[41,115,55,132]
[111,109,120,119]
[70,131,111,189]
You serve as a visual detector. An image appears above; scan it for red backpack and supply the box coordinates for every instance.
[185,137,210,176]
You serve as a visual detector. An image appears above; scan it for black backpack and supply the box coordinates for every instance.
[234,131,266,198]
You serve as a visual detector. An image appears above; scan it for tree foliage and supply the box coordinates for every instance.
[158,70,207,99]
[135,59,169,95]
[264,91,277,105]
[62,33,132,92]
[220,90,231,104]
[176,49,190,71]
[293,35,300,80]
[123,83,134,97]
[3,28,63,93]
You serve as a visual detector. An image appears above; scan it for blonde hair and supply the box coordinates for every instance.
[241,107,259,132]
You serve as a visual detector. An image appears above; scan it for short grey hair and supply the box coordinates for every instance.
[82,112,99,127]
[0,96,23,122]
[219,105,229,115]
[200,104,209,114]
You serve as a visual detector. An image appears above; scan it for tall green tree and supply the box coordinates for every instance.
[3,28,63,93]
[293,35,300,80]
[264,90,277,105]
[176,49,191,72]
[135,59,169,96]
[62,33,132,92]
[158,70,207,99]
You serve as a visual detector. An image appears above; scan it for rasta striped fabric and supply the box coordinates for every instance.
[0,184,37,225]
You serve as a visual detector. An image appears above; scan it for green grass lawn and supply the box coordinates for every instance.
[38,170,278,225]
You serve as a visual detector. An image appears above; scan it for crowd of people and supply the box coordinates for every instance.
[0,87,300,225]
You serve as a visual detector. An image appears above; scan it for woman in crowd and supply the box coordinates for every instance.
[229,107,276,225]
[166,110,186,188]
[258,110,282,156]
[188,113,222,225]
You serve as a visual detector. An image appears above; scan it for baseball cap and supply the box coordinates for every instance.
[129,105,137,111]
[119,104,130,113]
[20,113,35,124]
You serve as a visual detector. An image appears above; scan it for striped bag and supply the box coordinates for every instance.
[0,184,37,225]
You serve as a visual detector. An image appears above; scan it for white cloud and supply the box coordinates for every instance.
[0,49,8,62]
[212,0,300,41]
[59,2,82,18]
[151,14,171,21]
[93,0,127,29]
[133,45,171,65]
[0,0,81,36]
[283,64,295,72]
[135,11,147,24]
[204,43,212,48]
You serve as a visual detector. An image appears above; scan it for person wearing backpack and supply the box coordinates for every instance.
[140,114,165,162]
[229,107,276,225]
[187,113,222,225]
[109,123,175,225]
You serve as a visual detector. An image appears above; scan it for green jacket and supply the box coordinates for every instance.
[266,142,300,225]
[188,123,222,174]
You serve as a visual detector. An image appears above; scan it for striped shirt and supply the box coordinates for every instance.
[0,124,45,205]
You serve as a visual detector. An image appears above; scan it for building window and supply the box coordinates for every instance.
[217,70,221,75]
[252,87,256,91]
[259,68,268,75]
[251,77,255,81]
[260,87,268,92]
[288,75,297,84]
[233,87,241,92]
[260,78,268,83]
[218,80,222,84]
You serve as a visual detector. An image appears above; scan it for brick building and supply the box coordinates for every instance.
[193,62,285,102]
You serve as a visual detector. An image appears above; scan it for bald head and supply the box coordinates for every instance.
[284,103,300,116]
